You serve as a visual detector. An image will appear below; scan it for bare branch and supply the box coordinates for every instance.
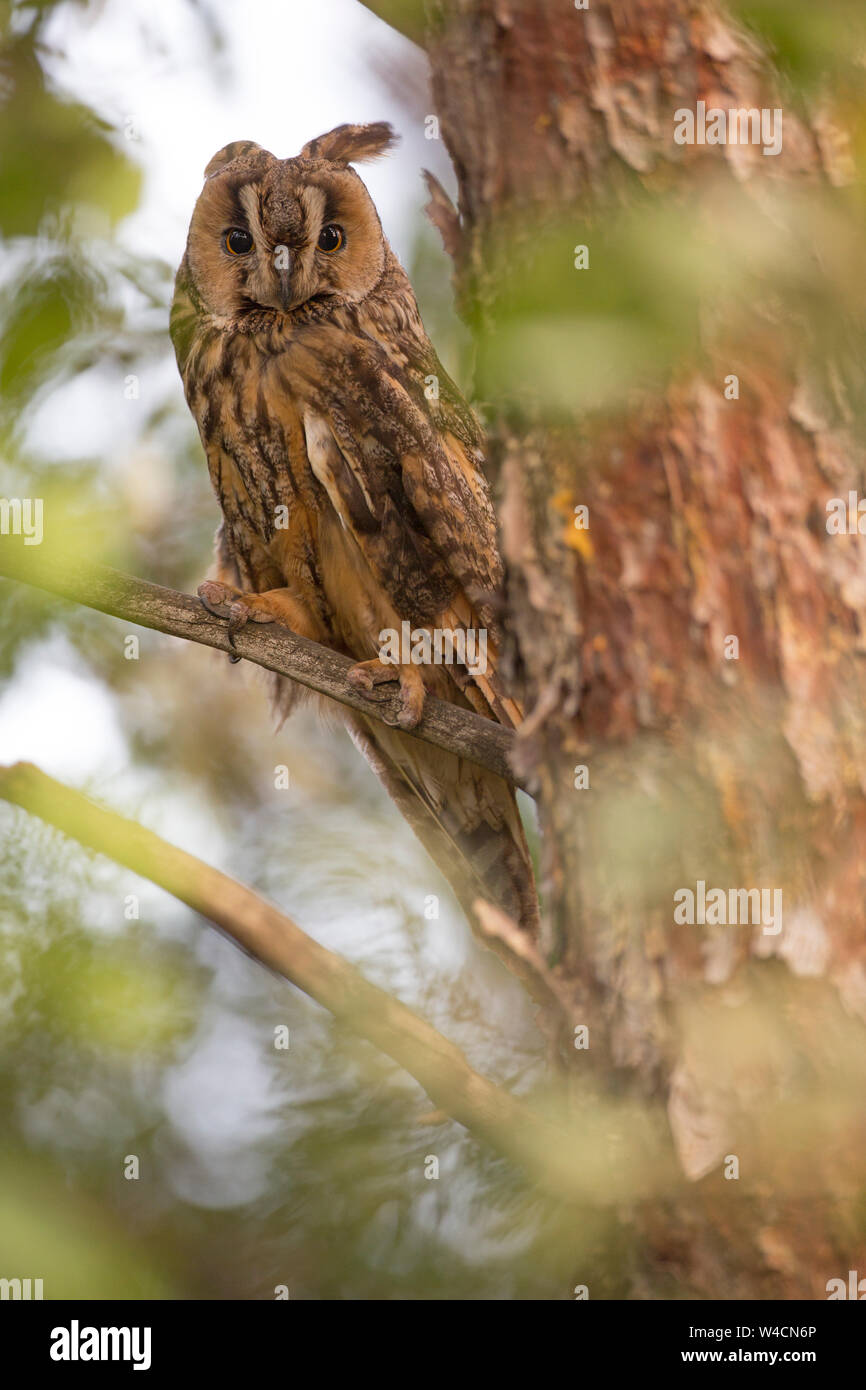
[0,760,673,1202]
[0,541,524,790]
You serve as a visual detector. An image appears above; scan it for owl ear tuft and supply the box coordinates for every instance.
[203,140,268,180]
[300,122,399,166]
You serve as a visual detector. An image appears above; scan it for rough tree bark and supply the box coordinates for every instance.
[367,0,866,1298]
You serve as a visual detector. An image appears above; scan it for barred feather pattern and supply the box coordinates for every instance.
[171,123,539,936]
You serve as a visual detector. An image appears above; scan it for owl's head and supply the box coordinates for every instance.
[183,122,399,318]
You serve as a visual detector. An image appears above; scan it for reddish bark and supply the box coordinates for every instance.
[372,0,866,1295]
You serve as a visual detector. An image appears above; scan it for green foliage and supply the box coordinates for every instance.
[3,0,863,1301]
[732,1,866,92]
[0,38,140,238]
[478,176,866,425]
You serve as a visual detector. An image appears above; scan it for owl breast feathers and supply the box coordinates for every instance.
[171,122,539,940]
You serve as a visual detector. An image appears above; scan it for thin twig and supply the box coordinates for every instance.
[0,759,624,1202]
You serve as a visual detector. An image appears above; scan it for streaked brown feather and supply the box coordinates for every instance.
[171,123,539,936]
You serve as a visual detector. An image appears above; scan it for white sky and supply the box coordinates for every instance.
[45,0,433,268]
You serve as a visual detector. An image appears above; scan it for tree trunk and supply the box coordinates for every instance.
[370,0,866,1297]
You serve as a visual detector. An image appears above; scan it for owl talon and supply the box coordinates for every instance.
[396,677,425,730]
[348,659,425,729]
[198,580,243,620]
[226,600,255,644]
[347,658,394,694]
[197,582,278,655]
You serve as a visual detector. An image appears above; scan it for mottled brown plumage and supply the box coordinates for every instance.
[171,122,539,936]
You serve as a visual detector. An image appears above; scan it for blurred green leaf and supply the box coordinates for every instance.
[0,1150,174,1298]
[0,33,141,237]
[732,0,866,91]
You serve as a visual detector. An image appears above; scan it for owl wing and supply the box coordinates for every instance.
[283,320,520,725]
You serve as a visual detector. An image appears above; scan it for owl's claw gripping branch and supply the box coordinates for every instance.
[347,657,426,730]
[0,547,524,788]
[197,580,277,657]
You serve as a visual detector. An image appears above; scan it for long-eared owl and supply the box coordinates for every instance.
[171,122,539,939]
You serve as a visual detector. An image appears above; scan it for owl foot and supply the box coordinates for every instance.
[198,580,281,660]
[347,658,426,730]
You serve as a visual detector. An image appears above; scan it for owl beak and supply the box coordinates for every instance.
[277,264,293,311]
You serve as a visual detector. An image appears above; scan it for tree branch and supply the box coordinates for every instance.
[0,760,673,1203]
[0,540,524,790]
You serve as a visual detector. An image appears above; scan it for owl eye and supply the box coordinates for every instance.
[317,223,344,253]
[224,228,253,255]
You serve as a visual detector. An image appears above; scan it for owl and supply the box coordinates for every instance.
[171,122,539,939]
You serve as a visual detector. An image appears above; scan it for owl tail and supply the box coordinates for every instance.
[344,712,540,946]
